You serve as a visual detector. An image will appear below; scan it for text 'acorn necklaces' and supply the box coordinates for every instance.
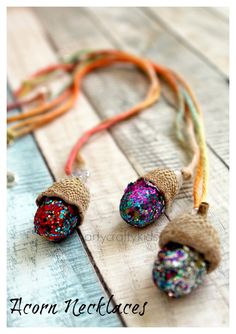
[7,49,220,298]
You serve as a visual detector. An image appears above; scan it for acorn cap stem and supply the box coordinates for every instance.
[197,202,209,216]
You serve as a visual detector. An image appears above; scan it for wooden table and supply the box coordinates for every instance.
[7,7,229,327]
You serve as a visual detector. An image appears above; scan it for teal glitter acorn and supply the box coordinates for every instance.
[119,168,183,227]
[153,202,221,297]
[153,244,207,298]
[34,177,90,241]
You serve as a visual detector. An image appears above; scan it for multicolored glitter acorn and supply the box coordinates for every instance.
[153,202,221,297]
[34,177,90,241]
[119,168,183,227]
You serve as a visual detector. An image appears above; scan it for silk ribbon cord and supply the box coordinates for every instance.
[7,49,208,208]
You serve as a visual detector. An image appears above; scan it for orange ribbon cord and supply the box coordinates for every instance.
[8,50,160,139]
[7,89,71,123]
[14,63,74,97]
[7,49,208,208]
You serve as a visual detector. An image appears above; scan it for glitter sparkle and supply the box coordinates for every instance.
[34,196,80,242]
[119,178,166,227]
[152,244,207,298]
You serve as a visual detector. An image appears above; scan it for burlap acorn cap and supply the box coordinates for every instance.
[159,202,221,273]
[144,168,182,208]
[36,177,90,223]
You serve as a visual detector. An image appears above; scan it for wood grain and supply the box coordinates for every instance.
[209,7,229,21]
[90,7,229,166]
[7,7,229,327]
[145,7,229,76]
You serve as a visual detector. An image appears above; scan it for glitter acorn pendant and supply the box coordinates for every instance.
[34,177,90,241]
[119,168,183,227]
[153,202,221,297]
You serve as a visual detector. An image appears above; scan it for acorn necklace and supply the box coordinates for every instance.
[7,49,220,298]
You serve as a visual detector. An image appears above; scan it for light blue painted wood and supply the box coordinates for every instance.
[7,94,121,327]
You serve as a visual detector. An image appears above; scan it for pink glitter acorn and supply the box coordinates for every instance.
[120,168,183,227]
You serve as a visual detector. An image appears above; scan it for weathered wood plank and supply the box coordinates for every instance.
[7,13,121,328]
[209,7,229,21]
[145,7,229,76]
[33,7,229,326]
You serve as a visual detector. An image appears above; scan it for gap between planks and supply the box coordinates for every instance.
[206,7,229,22]
[87,7,229,166]
[142,7,229,78]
